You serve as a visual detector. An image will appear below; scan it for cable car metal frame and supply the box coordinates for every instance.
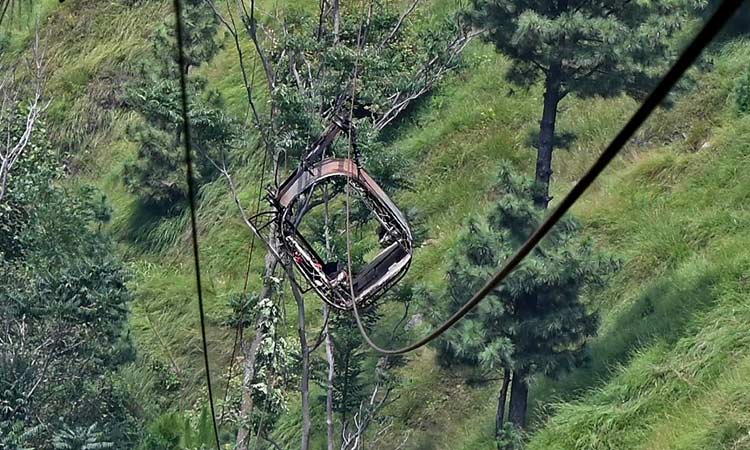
[271,116,413,310]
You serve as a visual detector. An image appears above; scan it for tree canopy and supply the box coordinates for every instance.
[468,0,705,99]
[437,164,618,431]
[1,115,138,449]
[124,0,237,215]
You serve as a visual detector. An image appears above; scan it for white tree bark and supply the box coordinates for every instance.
[324,304,336,450]
[0,31,49,203]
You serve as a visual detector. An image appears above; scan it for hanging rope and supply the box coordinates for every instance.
[171,0,221,448]
[343,0,371,350]
[346,0,744,355]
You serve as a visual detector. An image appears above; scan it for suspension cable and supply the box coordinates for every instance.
[171,0,221,448]
[346,0,744,355]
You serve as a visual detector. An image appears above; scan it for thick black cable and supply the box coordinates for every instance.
[349,0,744,355]
[171,0,221,448]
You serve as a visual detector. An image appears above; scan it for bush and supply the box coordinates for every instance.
[735,69,750,115]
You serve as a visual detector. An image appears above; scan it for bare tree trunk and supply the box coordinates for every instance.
[535,59,563,209]
[317,0,327,40]
[495,370,510,439]
[320,188,337,450]
[290,277,311,450]
[324,304,336,450]
[340,349,350,429]
[236,231,279,450]
[331,0,340,42]
[0,30,48,203]
[340,368,394,450]
[508,370,528,430]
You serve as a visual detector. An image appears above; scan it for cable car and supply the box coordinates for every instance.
[274,117,413,310]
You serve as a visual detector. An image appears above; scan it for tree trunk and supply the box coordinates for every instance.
[495,370,511,439]
[0,157,10,203]
[332,0,340,42]
[535,60,563,209]
[324,305,336,450]
[236,233,279,450]
[508,370,528,430]
[321,188,336,450]
[290,278,311,450]
[340,350,350,428]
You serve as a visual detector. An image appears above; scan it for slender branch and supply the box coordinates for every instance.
[0,27,49,203]
[208,0,269,150]
[307,306,330,353]
[289,275,311,450]
[378,0,420,49]
[239,0,275,94]
[317,0,328,40]
[373,28,482,130]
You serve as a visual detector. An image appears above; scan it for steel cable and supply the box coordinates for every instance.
[346,0,745,355]
[171,0,221,448]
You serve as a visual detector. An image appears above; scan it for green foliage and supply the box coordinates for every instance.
[138,413,182,450]
[137,410,216,450]
[165,0,221,75]
[525,44,750,450]
[123,0,236,215]
[438,165,617,378]
[0,107,58,260]
[496,423,524,450]
[222,294,294,441]
[262,2,469,187]
[466,0,705,99]
[1,421,45,450]
[123,78,238,213]
[51,424,114,450]
[0,116,138,448]
[735,68,750,115]
[326,313,375,417]
[11,1,750,449]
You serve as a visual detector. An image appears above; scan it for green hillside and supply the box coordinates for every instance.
[2,1,750,449]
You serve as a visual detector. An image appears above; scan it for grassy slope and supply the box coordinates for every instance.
[526,42,750,450]
[4,1,750,449]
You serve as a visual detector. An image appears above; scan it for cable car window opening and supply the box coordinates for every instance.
[274,117,413,311]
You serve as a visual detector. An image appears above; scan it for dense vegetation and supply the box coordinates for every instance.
[0,99,138,447]
[1,1,750,449]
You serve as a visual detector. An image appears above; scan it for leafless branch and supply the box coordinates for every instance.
[324,305,336,450]
[239,0,275,94]
[0,29,50,203]
[340,360,396,450]
[374,27,482,131]
[378,0,420,49]
[307,305,331,353]
[289,275,312,450]
[206,0,271,151]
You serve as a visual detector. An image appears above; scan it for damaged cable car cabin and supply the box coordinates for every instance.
[273,118,413,311]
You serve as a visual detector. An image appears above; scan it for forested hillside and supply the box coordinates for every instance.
[2,0,750,449]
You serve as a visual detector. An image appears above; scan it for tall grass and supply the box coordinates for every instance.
[524,43,750,450]
[10,0,750,447]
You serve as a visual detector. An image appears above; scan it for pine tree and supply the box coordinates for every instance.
[466,0,704,208]
[328,312,377,426]
[124,0,235,215]
[438,165,617,436]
